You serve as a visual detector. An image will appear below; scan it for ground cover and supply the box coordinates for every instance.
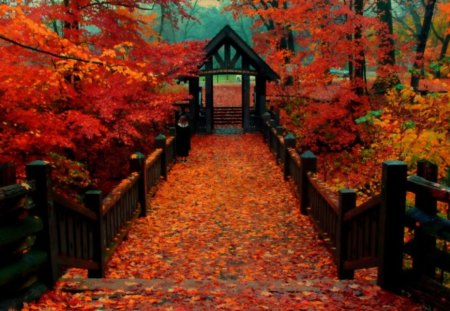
[24,134,421,310]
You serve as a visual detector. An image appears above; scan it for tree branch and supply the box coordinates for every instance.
[0,33,105,66]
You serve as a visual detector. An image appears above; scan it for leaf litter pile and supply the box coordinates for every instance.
[24,134,421,310]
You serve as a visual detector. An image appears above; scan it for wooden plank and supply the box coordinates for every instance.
[407,175,450,203]
[307,175,339,214]
[406,207,450,241]
[344,256,379,271]
[0,216,43,247]
[0,183,32,202]
[214,53,226,68]
[344,194,381,221]
[56,255,98,270]
[67,213,75,257]
[53,192,97,221]
[402,274,450,310]
[75,216,82,259]
[57,211,67,255]
[81,220,89,259]
[377,161,407,290]
[102,173,139,215]
[0,163,16,186]
[0,251,47,288]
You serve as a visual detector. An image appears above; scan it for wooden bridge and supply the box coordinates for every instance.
[1,118,450,309]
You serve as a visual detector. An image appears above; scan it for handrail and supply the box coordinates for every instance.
[407,175,450,203]
[102,173,139,215]
[307,173,339,213]
[145,149,163,168]
[53,192,97,221]
[344,194,381,222]
[0,181,35,202]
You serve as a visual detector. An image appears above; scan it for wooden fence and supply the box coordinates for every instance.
[262,119,450,309]
[0,133,176,308]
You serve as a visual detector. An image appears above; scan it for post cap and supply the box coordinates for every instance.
[284,132,296,141]
[131,152,145,160]
[155,133,166,141]
[27,160,49,166]
[301,150,316,159]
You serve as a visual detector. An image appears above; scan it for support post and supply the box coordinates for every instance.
[205,61,214,133]
[0,163,16,187]
[85,190,106,278]
[242,75,251,131]
[155,134,167,180]
[275,126,285,164]
[262,112,271,142]
[255,75,267,116]
[283,133,296,180]
[26,160,58,286]
[299,151,317,215]
[337,189,356,279]
[130,152,147,217]
[377,161,407,290]
[413,160,438,278]
[189,77,200,130]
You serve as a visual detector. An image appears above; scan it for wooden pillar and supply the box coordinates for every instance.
[0,163,16,186]
[85,190,106,278]
[205,61,214,133]
[337,189,356,279]
[242,59,250,131]
[413,160,438,278]
[283,133,296,180]
[155,134,167,180]
[255,75,266,116]
[299,151,317,215]
[377,161,407,291]
[130,152,147,217]
[189,77,200,131]
[26,160,59,286]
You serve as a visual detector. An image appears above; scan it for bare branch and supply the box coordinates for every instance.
[0,33,105,66]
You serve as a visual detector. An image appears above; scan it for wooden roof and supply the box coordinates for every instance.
[202,25,279,81]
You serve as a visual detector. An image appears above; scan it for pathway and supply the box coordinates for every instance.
[25,134,421,310]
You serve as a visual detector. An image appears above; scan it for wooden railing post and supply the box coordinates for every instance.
[262,112,271,142]
[25,160,58,286]
[413,160,438,278]
[300,151,317,215]
[85,190,106,278]
[0,163,16,186]
[169,126,177,160]
[275,126,284,164]
[155,134,167,180]
[337,189,356,279]
[377,161,407,291]
[283,133,296,180]
[130,152,147,217]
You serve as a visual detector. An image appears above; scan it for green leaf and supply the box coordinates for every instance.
[395,84,404,91]
[404,120,416,129]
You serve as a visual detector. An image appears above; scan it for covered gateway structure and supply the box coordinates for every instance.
[183,25,279,133]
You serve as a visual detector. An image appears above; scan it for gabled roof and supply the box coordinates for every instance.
[202,25,279,81]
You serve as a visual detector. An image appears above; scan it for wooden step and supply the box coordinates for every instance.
[52,276,397,310]
[214,107,242,125]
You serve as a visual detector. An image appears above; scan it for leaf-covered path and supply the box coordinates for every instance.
[25,134,421,310]
[108,134,335,282]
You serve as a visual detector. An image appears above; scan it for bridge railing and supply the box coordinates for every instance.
[262,119,450,309]
[0,133,177,306]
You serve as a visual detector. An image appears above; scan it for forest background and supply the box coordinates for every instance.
[0,0,449,202]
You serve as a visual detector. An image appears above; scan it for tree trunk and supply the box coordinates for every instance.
[435,34,450,78]
[353,0,366,95]
[372,0,400,94]
[411,0,437,91]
